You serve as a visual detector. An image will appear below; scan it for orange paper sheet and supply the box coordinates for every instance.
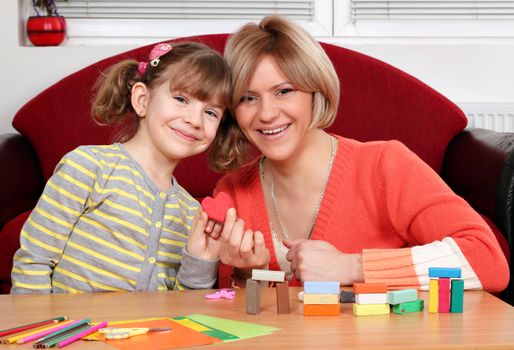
[101,319,221,350]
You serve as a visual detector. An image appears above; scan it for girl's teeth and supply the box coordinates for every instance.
[261,125,288,135]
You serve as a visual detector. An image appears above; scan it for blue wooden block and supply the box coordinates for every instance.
[428,267,462,278]
[304,281,340,294]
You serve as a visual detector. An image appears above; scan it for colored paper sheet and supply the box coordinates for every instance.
[100,319,220,350]
[185,314,279,342]
[172,316,239,341]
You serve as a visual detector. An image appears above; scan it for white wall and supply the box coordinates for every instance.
[1,1,513,134]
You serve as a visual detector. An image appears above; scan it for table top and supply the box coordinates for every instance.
[1,288,513,349]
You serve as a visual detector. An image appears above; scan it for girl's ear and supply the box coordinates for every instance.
[131,82,149,118]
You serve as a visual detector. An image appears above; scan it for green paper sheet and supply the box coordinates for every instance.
[185,314,279,342]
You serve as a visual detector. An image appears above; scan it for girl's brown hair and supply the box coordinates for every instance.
[209,15,340,172]
[92,42,231,142]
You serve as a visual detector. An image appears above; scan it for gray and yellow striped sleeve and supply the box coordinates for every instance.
[11,147,98,293]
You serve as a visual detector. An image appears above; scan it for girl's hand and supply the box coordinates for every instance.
[218,208,270,268]
[283,239,364,285]
[186,210,220,260]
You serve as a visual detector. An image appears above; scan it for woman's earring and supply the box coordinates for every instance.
[138,111,145,118]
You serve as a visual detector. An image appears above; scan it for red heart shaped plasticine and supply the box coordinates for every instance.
[201,192,233,222]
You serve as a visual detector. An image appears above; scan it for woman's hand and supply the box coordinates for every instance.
[218,208,270,269]
[283,239,364,285]
[186,210,220,260]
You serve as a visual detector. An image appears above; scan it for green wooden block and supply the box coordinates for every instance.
[392,299,424,314]
[387,289,418,305]
[450,279,464,313]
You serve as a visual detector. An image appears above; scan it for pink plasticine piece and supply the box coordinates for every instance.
[204,289,236,300]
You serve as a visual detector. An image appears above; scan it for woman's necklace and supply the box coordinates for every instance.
[268,136,336,240]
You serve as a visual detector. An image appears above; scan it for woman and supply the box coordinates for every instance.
[209,15,509,292]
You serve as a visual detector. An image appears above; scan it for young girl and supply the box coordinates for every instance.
[11,42,231,293]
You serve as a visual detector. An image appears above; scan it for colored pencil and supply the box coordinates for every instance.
[57,322,107,348]
[16,320,76,344]
[1,323,68,345]
[34,319,90,344]
[36,324,91,348]
[0,316,67,338]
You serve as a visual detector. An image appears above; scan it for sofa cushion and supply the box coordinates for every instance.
[0,210,30,294]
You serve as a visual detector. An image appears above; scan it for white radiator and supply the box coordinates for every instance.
[460,104,514,133]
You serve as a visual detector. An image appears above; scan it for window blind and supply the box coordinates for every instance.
[54,0,315,20]
[351,0,514,20]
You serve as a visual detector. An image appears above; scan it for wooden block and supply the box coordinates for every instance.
[246,278,260,314]
[392,299,424,314]
[304,293,339,304]
[450,279,464,313]
[355,293,388,305]
[304,304,340,316]
[303,281,340,294]
[251,269,285,282]
[352,303,390,316]
[428,267,462,279]
[438,278,450,313]
[429,279,439,313]
[340,290,355,303]
[353,283,388,294]
[275,282,290,314]
[387,289,418,305]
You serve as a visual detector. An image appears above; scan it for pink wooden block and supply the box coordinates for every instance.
[438,278,450,313]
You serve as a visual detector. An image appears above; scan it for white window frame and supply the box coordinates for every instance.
[23,0,332,46]
[333,0,514,44]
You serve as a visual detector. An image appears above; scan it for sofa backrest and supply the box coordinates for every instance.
[13,34,466,198]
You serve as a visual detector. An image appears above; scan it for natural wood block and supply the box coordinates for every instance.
[392,299,424,314]
[304,293,339,305]
[387,289,418,305]
[251,269,286,282]
[352,303,390,316]
[246,278,260,315]
[450,279,464,313]
[276,282,290,314]
[438,278,450,313]
[352,283,388,294]
[429,279,439,313]
[304,303,340,316]
[355,293,388,305]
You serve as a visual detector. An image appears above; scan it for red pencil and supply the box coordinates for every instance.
[0,316,67,338]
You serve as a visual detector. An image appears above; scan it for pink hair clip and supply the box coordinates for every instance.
[204,288,236,300]
[137,43,173,76]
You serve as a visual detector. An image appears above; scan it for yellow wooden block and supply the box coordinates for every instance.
[352,303,390,316]
[303,293,339,304]
[429,279,439,313]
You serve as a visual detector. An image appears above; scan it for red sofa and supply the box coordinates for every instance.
[1,34,512,303]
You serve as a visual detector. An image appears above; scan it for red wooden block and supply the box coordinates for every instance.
[201,192,233,222]
[438,278,450,313]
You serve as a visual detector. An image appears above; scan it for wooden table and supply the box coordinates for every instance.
[1,288,513,349]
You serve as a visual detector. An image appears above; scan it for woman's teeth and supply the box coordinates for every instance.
[261,125,288,135]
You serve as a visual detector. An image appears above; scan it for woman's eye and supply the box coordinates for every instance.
[174,96,187,103]
[205,110,219,119]
[277,88,292,96]
[239,95,255,103]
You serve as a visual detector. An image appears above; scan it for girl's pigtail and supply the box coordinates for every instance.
[91,59,140,126]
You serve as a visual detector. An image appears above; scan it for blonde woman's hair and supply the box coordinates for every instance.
[92,42,231,142]
[209,15,340,172]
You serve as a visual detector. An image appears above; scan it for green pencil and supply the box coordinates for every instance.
[37,324,91,348]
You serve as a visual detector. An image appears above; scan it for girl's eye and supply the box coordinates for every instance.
[277,88,293,96]
[174,96,187,104]
[205,110,219,119]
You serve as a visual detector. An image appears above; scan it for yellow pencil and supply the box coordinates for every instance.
[0,320,73,344]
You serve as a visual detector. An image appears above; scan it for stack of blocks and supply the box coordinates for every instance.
[246,269,290,315]
[303,281,340,316]
[388,289,424,315]
[428,267,464,313]
[352,283,390,316]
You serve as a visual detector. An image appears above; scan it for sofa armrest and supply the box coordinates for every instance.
[0,133,43,228]
[442,128,514,247]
